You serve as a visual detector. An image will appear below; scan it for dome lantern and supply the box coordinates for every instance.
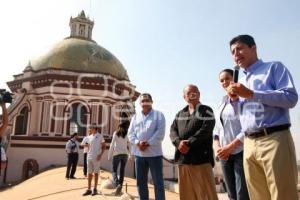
[25,10,130,81]
[69,10,94,40]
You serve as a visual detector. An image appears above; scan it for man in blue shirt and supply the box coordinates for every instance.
[228,34,298,200]
[128,93,166,200]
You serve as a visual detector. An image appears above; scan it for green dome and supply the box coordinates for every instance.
[31,38,129,81]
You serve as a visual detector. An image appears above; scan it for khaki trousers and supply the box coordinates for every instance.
[178,163,218,200]
[244,130,298,200]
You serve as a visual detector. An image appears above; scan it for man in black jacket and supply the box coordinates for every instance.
[170,84,218,200]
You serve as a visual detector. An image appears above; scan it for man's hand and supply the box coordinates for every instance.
[227,82,253,99]
[216,145,234,160]
[217,139,241,160]
[178,140,190,154]
[128,154,134,161]
[137,141,149,151]
[213,140,221,159]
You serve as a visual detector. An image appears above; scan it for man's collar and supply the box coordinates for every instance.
[243,59,263,74]
[183,102,201,112]
[141,108,153,116]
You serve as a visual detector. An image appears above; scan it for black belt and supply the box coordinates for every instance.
[246,124,290,139]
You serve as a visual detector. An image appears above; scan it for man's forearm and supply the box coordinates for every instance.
[100,143,106,155]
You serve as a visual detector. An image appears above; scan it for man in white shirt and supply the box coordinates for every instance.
[82,123,106,196]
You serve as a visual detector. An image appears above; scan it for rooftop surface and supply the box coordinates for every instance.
[0,166,229,200]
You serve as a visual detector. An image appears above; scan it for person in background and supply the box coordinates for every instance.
[108,121,131,196]
[65,132,80,179]
[0,102,9,175]
[227,34,298,200]
[170,84,218,200]
[81,132,91,177]
[128,93,166,200]
[0,137,7,172]
[82,123,106,196]
[214,69,249,200]
[0,103,8,138]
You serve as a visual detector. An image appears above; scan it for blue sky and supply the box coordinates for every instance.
[0,0,299,158]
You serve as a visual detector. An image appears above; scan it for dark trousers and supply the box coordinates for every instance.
[112,154,128,187]
[66,153,78,178]
[220,151,249,200]
[83,153,87,176]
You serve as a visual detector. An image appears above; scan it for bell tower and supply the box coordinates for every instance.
[69,10,94,40]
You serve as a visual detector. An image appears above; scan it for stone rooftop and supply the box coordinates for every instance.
[0,166,229,200]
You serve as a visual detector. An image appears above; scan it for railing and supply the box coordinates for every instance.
[162,156,178,182]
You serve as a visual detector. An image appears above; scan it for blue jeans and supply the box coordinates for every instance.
[220,151,249,200]
[135,156,165,200]
[112,154,128,187]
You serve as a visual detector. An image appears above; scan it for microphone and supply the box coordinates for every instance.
[233,65,240,83]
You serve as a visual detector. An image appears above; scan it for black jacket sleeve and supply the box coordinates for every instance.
[170,113,181,147]
[188,106,215,148]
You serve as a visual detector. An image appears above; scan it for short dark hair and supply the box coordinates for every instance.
[219,69,234,77]
[89,123,98,129]
[71,132,78,138]
[230,35,256,47]
[140,93,153,102]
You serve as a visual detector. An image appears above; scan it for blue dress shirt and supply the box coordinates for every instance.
[239,59,298,132]
[128,109,166,157]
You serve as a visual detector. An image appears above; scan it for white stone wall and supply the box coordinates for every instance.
[4,143,135,184]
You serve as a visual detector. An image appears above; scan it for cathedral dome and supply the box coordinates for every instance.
[30,10,129,81]
[31,38,129,81]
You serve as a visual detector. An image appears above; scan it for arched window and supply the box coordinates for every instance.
[14,107,29,135]
[50,105,56,133]
[67,103,87,136]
